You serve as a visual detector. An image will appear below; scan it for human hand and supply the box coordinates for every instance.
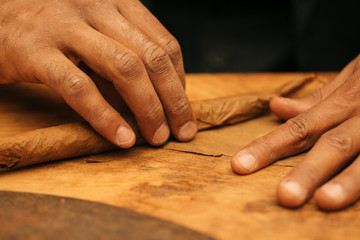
[231,55,360,211]
[0,0,197,148]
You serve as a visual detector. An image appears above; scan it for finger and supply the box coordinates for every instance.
[314,156,360,211]
[31,49,136,148]
[277,116,360,208]
[85,8,196,141]
[89,72,130,113]
[270,57,359,120]
[115,0,186,87]
[64,24,171,146]
[231,90,352,175]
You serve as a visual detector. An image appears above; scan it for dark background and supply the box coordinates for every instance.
[143,0,360,73]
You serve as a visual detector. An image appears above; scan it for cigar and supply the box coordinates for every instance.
[0,76,317,171]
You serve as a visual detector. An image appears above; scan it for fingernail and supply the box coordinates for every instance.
[178,121,197,141]
[321,183,345,203]
[152,123,170,146]
[115,125,135,148]
[280,180,307,205]
[233,152,257,173]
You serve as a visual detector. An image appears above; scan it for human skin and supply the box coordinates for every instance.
[231,55,360,211]
[0,0,197,148]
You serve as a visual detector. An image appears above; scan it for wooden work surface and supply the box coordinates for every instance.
[1,73,359,240]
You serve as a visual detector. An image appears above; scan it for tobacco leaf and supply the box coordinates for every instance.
[164,75,327,156]
[0,75,326,171]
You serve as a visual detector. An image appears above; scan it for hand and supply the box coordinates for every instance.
[231,55,360,211]
[0,0,197,148]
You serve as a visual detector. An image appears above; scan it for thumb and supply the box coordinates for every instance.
[270,79,345,120]
[269,95,314,120]
[270,56,360,120]
[270,76,346,120]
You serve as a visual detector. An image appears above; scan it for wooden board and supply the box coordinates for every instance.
[0,191,214,240]
[1,72,359,240]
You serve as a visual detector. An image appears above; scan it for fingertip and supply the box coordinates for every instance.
[277,179,307,208]
[177,121,197,142]
[151,122,170,146]
[115,125,136,149]
[314,183,347,211]
[231,151,257,175]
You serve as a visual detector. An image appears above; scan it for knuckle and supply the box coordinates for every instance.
[113,52,143,79]
[309,89,325,104]
[95,107,113,125]
[284,117,313,149]
[253,136,277,160]
[75,0,98,9]
[143,44,171,74]
[168,96,191,118]
[161,38,182,57]
[138,101,164,123]
[296,165,319,185]
[322,131,353,154]
[63,75,92,98]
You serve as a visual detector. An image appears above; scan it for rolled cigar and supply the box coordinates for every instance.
[0,76,316,171]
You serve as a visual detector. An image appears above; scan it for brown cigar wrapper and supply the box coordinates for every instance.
[0,76,317,171]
